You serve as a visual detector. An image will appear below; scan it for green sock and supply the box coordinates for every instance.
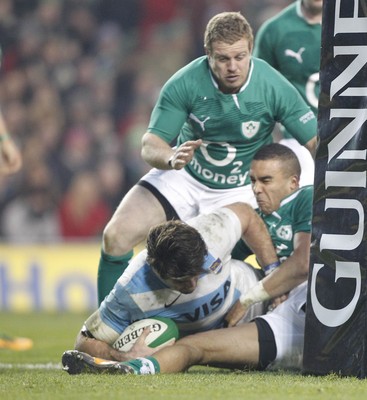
[123,357,161,375]
[97,249,133,305]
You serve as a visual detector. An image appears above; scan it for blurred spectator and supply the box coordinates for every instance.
[58,170,111,239]
[0,0,293,243]
[96,157,128,212]
[1,160,60,243]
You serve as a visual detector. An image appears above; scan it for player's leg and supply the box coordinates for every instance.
[97,168,200,304]
[256,283,307,370]
[97,184,167,304]
[159,323,261,372]
[112,323,261,375]
[61,321,275,375]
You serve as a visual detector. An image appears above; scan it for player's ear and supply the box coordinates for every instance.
[290,174,300,190]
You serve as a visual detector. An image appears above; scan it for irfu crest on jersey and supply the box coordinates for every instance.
[276,225,293,241]
[241,121,260,138]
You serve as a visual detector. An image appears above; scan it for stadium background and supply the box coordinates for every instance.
[0,0,292,312]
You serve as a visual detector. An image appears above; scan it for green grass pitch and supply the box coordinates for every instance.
[0,312,366,400]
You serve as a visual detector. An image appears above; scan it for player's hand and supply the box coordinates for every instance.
[268,293,288,311]
[224,300,249,327]
[127,327,176,359]
[0,139,22,175]
[169,139,202,170]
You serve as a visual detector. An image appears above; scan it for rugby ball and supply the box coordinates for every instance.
[113,317,179,352]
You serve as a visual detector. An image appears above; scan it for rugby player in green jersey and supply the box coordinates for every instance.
[97,11,317,305]
[64,143,312,374]
[253,0,322,186]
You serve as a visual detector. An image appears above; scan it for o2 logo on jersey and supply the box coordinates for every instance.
[241,121,260,138]
[276,225,293,241]
[200,141,236,166]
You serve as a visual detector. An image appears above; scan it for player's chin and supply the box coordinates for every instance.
[179,287,196,295]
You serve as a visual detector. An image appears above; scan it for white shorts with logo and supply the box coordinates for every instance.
[140,167,257,221]
[258,281,307,370]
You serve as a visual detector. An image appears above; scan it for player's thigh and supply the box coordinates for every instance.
[104,184,167,251]
[201,184,257,212]
[179,323,260,366]
[258,285,306,369]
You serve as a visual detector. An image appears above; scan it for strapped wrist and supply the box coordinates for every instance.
[239,281,270,307]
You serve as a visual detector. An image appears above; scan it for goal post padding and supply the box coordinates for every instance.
[303,0,367,378]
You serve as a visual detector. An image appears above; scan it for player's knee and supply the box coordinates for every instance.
[103,218,145,256]
[102,222,127,255]
[177,336,207,364]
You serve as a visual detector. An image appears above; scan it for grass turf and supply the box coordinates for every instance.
[1,313,366,400]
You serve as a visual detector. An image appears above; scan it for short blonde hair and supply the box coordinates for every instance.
[204,12,253,53]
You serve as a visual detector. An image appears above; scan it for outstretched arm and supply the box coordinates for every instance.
[74,328,159,362]
[225,231,311,326]
[74,331,131,361]
[262,231,310,296]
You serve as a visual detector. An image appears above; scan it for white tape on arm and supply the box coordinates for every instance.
[239,281,271,308]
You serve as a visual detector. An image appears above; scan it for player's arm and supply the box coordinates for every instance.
[74,330,131,361]
[0,111,22,175]
[141,132,202,170]
[226,231,310,327]
[270,68,317,154]
[304,136,317,159]
[224,202,278,268]
[142,71,203,170]
[74,326,159,361]
[261,231,310,296]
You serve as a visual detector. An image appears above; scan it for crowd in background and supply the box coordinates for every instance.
[0,0,292,243]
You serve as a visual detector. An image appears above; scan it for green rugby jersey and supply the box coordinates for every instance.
[253,0,321,138]
[232,185,313,261]
[148,56,316,189]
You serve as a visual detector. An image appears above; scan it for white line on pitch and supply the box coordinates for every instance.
[0,362,61,370]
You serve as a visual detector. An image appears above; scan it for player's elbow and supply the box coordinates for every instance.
[140,133,150,161]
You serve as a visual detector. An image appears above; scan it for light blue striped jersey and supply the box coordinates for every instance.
[98,207,259,336]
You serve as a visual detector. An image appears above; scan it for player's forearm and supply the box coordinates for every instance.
[141,132,174,169]
[242,210,278,267]
[261,263,307,298]
[74,332,131,361]
[262,236,310,297]
[239,233,310,307]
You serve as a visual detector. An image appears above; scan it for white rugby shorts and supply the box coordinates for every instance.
[258,281,307,370]
[140,167,256,221]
